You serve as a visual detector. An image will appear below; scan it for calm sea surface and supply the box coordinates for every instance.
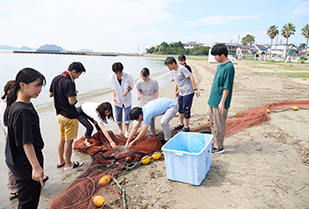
[0,51,173,111]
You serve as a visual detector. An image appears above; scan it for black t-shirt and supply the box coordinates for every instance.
[5,102,44,180]
[49,74,78,119]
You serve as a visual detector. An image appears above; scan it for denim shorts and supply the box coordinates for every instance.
[178,93,194,119]
[114,105,131,124]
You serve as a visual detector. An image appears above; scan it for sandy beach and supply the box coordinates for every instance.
[1,59,309,209]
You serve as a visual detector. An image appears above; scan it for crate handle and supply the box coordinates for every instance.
[175,152,183,156]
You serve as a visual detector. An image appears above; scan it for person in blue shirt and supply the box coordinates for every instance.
[125,98,178,147]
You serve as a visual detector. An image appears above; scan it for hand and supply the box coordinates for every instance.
[175,91,179,99]
[171,78,175,82]
[137,95,141,101]
[194,90,200,97]
[32,166,44,187]
[128,141,134,147]
[218,102,226,114]
[123,90,128,97]
[112,97,118,103]
[110,141,117,148]
[76,90,79,94]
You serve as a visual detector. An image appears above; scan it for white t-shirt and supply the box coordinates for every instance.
[108,71,134,108]
[0,101,7,135]
[81,102,103,123]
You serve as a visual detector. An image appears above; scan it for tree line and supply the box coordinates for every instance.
[146,41,210,55]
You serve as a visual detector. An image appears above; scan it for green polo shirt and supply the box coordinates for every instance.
[208,61,235,109]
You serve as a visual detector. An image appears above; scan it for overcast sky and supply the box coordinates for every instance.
[0,0,308,53]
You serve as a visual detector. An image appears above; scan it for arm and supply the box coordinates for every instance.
[218,89,229,114]
[68,96,77,105]
[155,89,159,99]
[128,124,149,147]
[125,121,141,146]
[137,89,142,101]
[123,74,134,97]
[188,75,200,97]
[49,92,54,97]
[112,89,118,103]
[23,143,44,186]
[97,122,117,148]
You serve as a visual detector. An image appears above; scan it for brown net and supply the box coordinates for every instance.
[48,131,162,209]
[49,100,309,208]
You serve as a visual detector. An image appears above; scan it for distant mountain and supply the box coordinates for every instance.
[0,45,34,50]
[80,49,93,52]
[37,44,64,52]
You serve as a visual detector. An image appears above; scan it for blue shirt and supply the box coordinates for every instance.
[142,98,177,125]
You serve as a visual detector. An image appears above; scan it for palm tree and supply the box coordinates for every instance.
[267,25,279,60]
[301,24,309,56]
[241,34,255,58]
[281,23,296,58]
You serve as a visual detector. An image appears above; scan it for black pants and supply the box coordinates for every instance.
[17,178,41,209]
[76,106,100,139]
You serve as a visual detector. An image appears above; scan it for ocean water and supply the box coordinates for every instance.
[0,51,174,111]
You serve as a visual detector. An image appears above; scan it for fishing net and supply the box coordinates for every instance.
[49,100,309,208]
[48,131,162,209]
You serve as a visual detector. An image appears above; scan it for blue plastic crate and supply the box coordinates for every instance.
[162,132,213,185]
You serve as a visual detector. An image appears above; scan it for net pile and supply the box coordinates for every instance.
[48,131,162,209]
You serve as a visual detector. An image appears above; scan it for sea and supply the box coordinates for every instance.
[0,51,174,111]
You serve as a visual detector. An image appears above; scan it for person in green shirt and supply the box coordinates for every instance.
[208,43,235,154]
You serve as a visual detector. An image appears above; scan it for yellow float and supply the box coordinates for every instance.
[292,106,298,111]
[141,155,151,164]
[152,151,162,160]
[93,195,105,207]
[99,175,111,186]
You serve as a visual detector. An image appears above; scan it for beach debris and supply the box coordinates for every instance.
[99,175,111,186]
[93,195,106,207]
[272,179,288,194]
[113,178,127,209]
[294,186,305,193]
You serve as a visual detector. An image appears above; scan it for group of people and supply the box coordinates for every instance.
[1,43,234,208]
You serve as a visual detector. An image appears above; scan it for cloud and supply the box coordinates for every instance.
[290,0,309,16]
[187,15,259,26]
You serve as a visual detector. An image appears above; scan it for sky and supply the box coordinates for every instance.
[0,0,308,53]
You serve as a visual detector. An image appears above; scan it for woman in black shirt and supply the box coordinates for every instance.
[4,68,46,209]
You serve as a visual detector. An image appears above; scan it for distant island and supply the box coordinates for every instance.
[0,44,35,50]
[37,44,63,52]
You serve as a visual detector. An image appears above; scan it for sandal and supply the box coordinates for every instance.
[56,162,65,168]
[173,124,184,130]
[179,127,190,132]
[9,192,18,200]
[64,161,84,171]
[43,175,49,183]
[148,134,158,138]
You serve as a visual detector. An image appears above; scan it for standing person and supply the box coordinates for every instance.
[49,61,86,170]
[136,67,159,137]
[4,68,46,208]
[125,98,178,147]
[76,101,117,147]
[164,57,200,132]
[178,54,192,73]
[0,80,19,200]
[208,43,235,154]
[108,62,134,138]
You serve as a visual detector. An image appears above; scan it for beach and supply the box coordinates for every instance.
[1,59,309,208]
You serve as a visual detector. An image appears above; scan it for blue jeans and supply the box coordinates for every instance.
[114,105,131,124]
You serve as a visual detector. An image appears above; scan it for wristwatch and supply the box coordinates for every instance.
[193,88,198,91]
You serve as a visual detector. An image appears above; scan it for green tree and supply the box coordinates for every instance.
[301,24,309,56]
[281,23,296,58]
[146,46,155,54]
[267,25,279,60]
[241,34,255,46]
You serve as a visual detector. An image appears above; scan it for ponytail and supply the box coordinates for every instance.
[4,87,18,126]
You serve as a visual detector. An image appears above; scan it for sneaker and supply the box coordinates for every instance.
[212,147,224,154]
[124,132,130,138]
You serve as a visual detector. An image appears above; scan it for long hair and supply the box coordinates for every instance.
[96,102,114,124]
[1,80,15,100]
[4,68,46,126]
